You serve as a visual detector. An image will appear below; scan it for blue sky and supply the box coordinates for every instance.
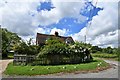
[36,1,102,36]
[0,0,118,48]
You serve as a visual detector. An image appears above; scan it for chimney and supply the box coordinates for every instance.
[55,31,59,36]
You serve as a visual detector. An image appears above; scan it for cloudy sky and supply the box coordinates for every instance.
[0,0,119,48]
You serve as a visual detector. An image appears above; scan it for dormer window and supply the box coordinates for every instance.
[66,38,71,44]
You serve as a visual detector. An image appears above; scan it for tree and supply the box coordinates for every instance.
[14,38,40,55]
[74,41,92,49]
[91,46,102,53]
[1,28,21,58]
[106,46,113,54]
[101,46,113,54]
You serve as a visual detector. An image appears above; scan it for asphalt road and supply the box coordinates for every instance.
[2,59,118,78]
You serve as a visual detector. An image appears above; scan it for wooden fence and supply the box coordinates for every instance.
[13,54,35,65]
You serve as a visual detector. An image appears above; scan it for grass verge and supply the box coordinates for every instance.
[92,53,118,61]
[4,59,109,76]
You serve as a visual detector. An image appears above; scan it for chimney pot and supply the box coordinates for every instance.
[55,31,59,36]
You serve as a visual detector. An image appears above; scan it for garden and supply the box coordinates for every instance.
[13,38,93,65]
[4,37,110,76]
[4,59,109,76]
[1,28,118,75]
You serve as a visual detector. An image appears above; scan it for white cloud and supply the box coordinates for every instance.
[90,30,118,48]
[33,0,87,26]
[50,28,69,36]
[0,0,86,40]
[1,0,119,48]
[35,27,47,34]
[33,8,61,26]
[71,27,86,42]
[19,27,48,44]
[72,2,118,48]
[0,0,50,40]
[1,1,39,36]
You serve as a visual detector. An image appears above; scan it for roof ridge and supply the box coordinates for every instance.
[37,33,72,38]
[37,33,54,36]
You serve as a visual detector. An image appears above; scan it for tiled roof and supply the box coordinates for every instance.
[36,33,74,45]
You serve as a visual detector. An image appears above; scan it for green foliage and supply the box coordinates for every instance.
[36,39,93,65]
[14,39,40,55]
[1,28,21,58]
[101,46,113,54]
[92,53,118,58]
[118,48,120,61]
[91,46,102,53]
[74,41,92,49]
[71,42,93,61]
[74,41,118,56]
[45,37,64,45]
[38,43,68,56]
[38,38,67,55]
[90,46,119,61]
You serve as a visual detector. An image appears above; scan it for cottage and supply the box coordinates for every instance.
[13,32,74,65]
[36,31,74,46]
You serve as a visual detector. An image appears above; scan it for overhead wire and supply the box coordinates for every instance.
[85,0,98,43]
[85,0,93,43]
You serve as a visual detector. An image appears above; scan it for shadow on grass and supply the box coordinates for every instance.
[29,59,98,66]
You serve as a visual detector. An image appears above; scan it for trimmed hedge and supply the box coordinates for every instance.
[36,39,93,65]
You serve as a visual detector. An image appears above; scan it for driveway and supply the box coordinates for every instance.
[0,59,13,76]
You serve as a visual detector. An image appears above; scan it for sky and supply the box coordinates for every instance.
[0,0,119,48]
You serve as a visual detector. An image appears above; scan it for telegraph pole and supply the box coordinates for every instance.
[85,35,86,43]
[85,0,98,44]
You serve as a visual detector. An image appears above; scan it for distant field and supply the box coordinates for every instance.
[4,59,109,76]
[92,53,118,61]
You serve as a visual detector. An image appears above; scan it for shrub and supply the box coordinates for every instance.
[14,41,40,55]
[70,43,93,62]
[36,39,93,65]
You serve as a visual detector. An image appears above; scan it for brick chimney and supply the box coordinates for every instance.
[55,31,59,36]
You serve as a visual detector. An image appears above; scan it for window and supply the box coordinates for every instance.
[66,38,71,44]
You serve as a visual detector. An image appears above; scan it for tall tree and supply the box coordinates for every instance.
[1,28,21,58]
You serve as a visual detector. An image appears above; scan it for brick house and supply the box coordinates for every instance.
[36,31,74,46]
[14,32,74,65]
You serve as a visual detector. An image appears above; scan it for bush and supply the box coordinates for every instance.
[36,39,93,65]
[37,43,68,56]
[2,53,8,58]
[70,43,93,62]
[14,41,40,55]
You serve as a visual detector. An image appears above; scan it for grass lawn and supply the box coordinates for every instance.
[4,59,109,76]
[91,53,118,61]
[8,52,14,59]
